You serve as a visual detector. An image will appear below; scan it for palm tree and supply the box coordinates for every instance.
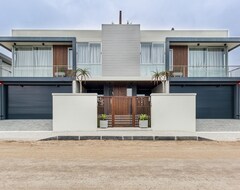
[152,70,173,85]
[152,70,162,85]
[75,68,91,93]
[152,70,173,93]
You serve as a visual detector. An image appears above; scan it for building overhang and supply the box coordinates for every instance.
[0,53,11,65]
[166,37,240,51]
[0,36,76,51]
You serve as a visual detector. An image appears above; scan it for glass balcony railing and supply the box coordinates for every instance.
[171,65,240,77]
[77,64,102,77]
[140,64,165,77]
[1,63,240,78]
[0,65,74,77]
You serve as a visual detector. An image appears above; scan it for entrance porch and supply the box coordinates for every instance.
[97,96,151,127]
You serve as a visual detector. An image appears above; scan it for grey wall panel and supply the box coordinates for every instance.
[102,24,140,76]
[170,85,234,119]
[8,85,71,119]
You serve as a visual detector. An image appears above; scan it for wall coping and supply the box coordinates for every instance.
[151,93,197,96]
[52,93,98,96]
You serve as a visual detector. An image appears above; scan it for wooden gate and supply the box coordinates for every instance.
[97,96,151,127]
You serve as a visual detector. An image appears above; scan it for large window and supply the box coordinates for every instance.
[13,46,53,77]
[189,47,227,77]
[77,43,101,64]
[140,43,164,64]
[68,48,73,70]
[140,42,165,76]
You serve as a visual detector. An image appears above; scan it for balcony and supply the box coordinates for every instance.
[171,65,240,77]
[140,64,165,77]
[0,64,103,78]
[77,64,102,77]
[1,63,240,78]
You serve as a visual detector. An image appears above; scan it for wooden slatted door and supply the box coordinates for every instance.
[112,96,133,127]
[98,96,150,127]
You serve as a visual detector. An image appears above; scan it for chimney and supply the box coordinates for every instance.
[119,10,122,24]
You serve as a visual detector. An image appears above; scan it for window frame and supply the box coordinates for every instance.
[13,45,53,67]
[76,42,102,65]
[188,46,227,67]
[68,47,73,70]
[140,42,165,65]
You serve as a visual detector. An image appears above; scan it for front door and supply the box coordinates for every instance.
[112,86,131,127]
[113,86,127,96]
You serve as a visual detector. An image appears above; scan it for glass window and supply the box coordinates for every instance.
[13,46,53,77]
[141,43,152,64]
[169,49,173,71]
[127,88,133,96]
[68,48,73,70]
[141,43,164,64]
[77,42,101,64]
[188,47,226,77]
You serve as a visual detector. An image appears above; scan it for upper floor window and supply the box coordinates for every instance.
[14,46,52,67]
[68,48,73,70]
[188,47,227,77]
[140,43,164,64]
[77,42,101,64]
[13,46,53,77]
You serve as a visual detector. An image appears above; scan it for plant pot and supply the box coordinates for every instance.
[55,72,66,77]
[100,120,108,128]
[139,120,148,128]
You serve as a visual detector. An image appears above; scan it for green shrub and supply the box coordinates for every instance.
[100,114,107,120]
[139,114,148,121]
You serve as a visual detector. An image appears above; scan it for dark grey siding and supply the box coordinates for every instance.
[170,85,234,119]
[8,85,71,119]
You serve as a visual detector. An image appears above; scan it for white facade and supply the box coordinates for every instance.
[151,93,196,132]
[52,93,98,132]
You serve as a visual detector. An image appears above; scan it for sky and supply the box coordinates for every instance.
[1,0,240,64]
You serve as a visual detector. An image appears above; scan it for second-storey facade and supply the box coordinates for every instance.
[1,23,240,121]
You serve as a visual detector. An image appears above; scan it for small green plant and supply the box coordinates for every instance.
[139,114,148,121]
[100,114,107,120]
[59,66,66,72]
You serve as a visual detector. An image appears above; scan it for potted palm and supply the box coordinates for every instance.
[74,68,90,93]
[139,114,149,128]
[99,114,108,128]
[152,70,173,93]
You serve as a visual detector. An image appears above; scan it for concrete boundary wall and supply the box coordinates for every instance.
[151,93,196,132]
[52,93,97,132]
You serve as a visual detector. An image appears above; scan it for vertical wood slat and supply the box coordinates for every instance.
[111,97,115,127]
[53,45,71,76]
[170,45,188,77]
[98,96,151,127]
[132,96,136,127]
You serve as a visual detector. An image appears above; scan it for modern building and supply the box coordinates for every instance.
[1,21,240,125]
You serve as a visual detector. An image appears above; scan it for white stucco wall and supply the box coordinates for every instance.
[52,93,97,132]
[151,93,196,132]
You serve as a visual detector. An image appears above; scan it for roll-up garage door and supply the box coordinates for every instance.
[8,85,71,119]
[170,85,234,119]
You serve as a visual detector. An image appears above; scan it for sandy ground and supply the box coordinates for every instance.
[0,141,240,190]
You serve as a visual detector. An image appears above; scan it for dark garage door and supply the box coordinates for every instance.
[8,85,71,119]
[170,85,234,119]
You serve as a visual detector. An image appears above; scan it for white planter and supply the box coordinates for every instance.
[139,120,148,128]
[55,72,66,77]
[100,120,108,128]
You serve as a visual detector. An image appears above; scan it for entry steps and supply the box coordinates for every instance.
[41,135,212,141]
